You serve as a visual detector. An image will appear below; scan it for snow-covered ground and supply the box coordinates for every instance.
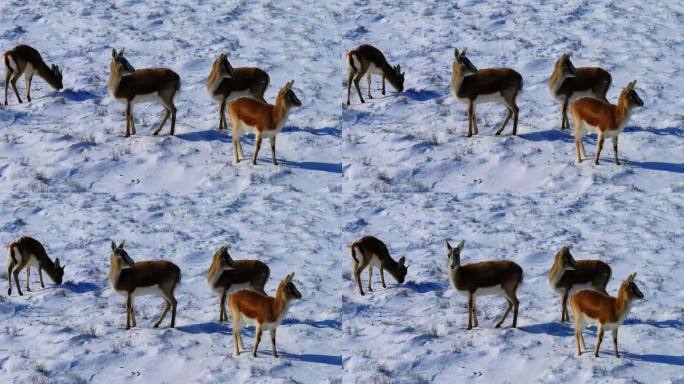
[341,191,684,383]
[0,0,341,193]
[342,0,684,194]
[0,192,341,383]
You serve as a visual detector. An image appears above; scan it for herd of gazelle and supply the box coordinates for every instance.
[346,44,645,164]
[3,44,301,165]
[349,235,645,358]
[5,236,300,358]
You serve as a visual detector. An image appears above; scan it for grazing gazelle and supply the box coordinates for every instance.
[346,44,405,105]
[229,272,302,358]
[108,48,181,137]
[7,236,65,296]
[108,241,181,329]
[349,235,407,296]
[451,48,523,137]
[571,273,644,358]
[205,53,269,130]
[206,245,270,322]
[571,80,644,165]
[548,246,612,322]
[4,45,63,105]
[228,80,301,165]
[548,53,612,130]
[445,240,523,329]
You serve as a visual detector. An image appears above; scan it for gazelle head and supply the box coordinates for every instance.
[279,272,303,300]
[620,273,644,300]
[110,48,135,75]
[279,80,302,108]
[50,64,64,90]
[110,240,135,269]
[212,245,236,271]
[393,64,405,92]
[213,53,234,78]
[554,245,577,271]
[453,48,478,76]
[53,257,65,284]
[621,80,644,108]
[554,53,577,78]
[445,239,465,270]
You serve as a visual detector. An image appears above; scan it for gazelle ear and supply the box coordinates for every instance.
[628,272,637,282]
[399,256,406,266]
[461,47,467,57]
[445,240,452,251]
[118,240,125,249]
[55,257,61,267]
[456,240,465,250]
[111,241,117,251]
[629,80,637,88]
[112,49,117,59]
[454,48,459,58]
[119,48,125,57]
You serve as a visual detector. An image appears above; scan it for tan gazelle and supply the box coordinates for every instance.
[3,44,63,105]
[346,44,404,105]
[7,236,65,296]
[349,235,407,296]
[109,48,181,137]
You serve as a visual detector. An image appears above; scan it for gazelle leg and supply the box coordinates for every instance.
[468,101,474,137]
[125,101,132,137]
[496,300,513,328]
[562,291,569,322]
[232,321,241,356]
[154,108,171,136]
[496,108,513,136]
[511,294,519,328]
[169,293,177,328]
[353,71,365,104]
[252,133,262,165]
[594,134,605,165]
[472,296,479,327]
[126,293,132,329]
[219,98,227,130]
[39,267,45,288]
[353,261,365,296]
[7,258,15,295]
[169,103,177,136]
[612,136,620,165]
[511,102,519,135]
[220,291,227,322]
[4,66,10,105]
[575,134,583,163]
[594,326,604,357]
[575,328,583,356]
[467,293,474,330]
[366,73,373,99]
[612,329,619,358]
[269,136,277,165]
[253,325,263,357]
[346,69,354,105]
[238,333,245,350]
[561,98,569,130]
[380,266,386,288]
[13,261,26,296]
[25,74,33,102]
[238,141,245,158]
[25,266,30,291]
[155,299,171,328]
[382,75,386,95]
[271,328,278,357]
[367,265,373,292]
[10,71,22,103]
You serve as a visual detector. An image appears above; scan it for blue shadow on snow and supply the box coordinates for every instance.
[279,351,342,366]
[518,321,574,337]
[62,282,100,293]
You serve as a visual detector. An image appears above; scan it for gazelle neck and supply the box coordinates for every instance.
[615,93,634,129]
[273,94,291,129]
[383,257,402,280]
[381,62,401,90]
[36,63,60,90]
[206,66,227,95]
[41,258,60,283]
[273,286,292,317]
[615,287,634,322]
[450,67,466,95]
[547,258,566,287]
[547,66,566,96]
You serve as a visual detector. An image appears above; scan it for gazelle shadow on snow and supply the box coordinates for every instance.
[518,321,574,337]
[624,318,684,330]
[282,126,341,138]
[623,160,684,174]
[624,126,684,138]
[59,90,98,102]
[279,351,342,366]
[517,130,574,143]
[402,89,442,102]
[175,130,231,143]
[176,321,230,335]
[279,159,342,173]
[622,352,684,366]
[403,281,444,293]
[282,318,341,330]
[62,281,99,293]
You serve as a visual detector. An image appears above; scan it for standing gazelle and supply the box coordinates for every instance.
[3,45,63,105]
[206,245,270,322]
[205,53,270,130]
[548,53,612,130]
[108,241,181,329]
[451,48,523,137]
[571,80,644,165]
[228,80,301,165]
[229,272,302,358]
[571,273,644,358]
[548,246,611,322]
[109,48,181,137]
[349,235,408,296]
[446,240,523,329]
[346,44,405,105]
[7,236,65,296]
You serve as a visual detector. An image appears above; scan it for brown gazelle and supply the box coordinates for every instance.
[7,236,65,296]
[229,272,302,358]
[4,45,63,105]
[228,80,301,165]
[548,53,611,130]
[571,273,644,358]
[108,241,181,329]
[349,235,407,296]
[571,80,644,165]
[205,53,269,130]
[445,240,523,329]
[109,48,181,137]
[451,48,523,137]
[206,245,270,322]
[548,245,612,322]
[346,44,404,105]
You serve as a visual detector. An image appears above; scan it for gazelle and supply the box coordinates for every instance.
[571,80,644,165]
[7,236,65,296]
[548,53,612,130]
[445,240,523,329]
[206,245,270,322]
[229,272,302,358]
[109,48,181,137]
[228,80,301,165]
[4,44,63,105]
[349,235,407,296]
[205,53,270,130]
[548,246,612,322]
[108,241,181,329]
[451,48,523,137]
[346,44,404,105]
[571,273,644,357]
